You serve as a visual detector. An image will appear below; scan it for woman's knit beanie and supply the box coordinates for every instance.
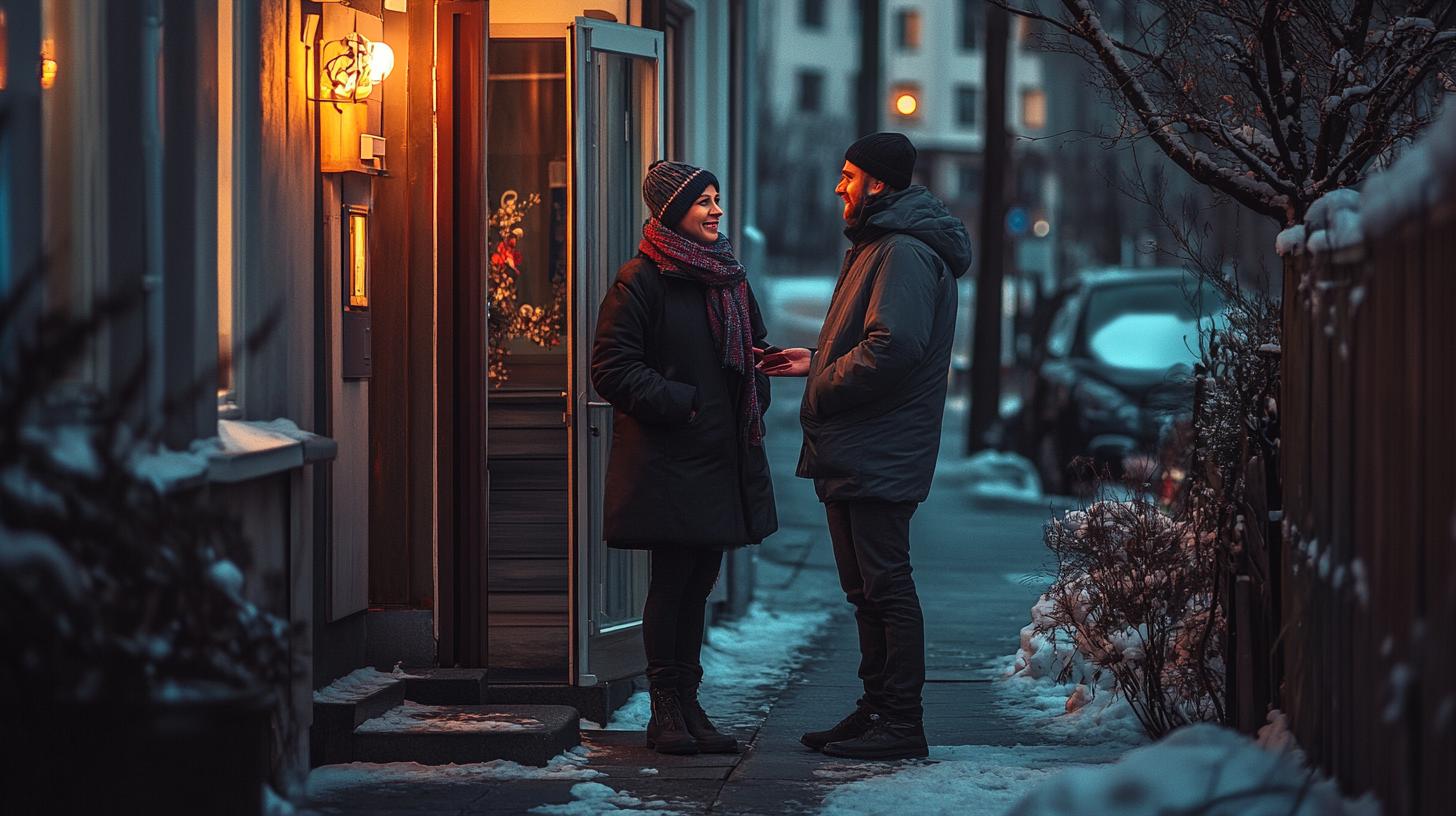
[844,132,917,191]
[642,159,719,229]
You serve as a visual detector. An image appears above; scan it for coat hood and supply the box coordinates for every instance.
[849,186,973,278]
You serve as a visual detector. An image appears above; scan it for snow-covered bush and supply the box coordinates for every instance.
[0,274,292,705]
[1022,491,1224,739]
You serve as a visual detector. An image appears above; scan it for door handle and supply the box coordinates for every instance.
[587,401,611,437]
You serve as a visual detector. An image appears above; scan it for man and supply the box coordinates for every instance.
[761,132,972,760]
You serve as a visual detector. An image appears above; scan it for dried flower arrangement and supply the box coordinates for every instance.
[488,189,567,386]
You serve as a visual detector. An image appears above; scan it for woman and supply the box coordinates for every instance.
[590,160,778,755]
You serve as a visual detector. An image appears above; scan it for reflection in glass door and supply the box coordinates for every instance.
[570,19,663,686]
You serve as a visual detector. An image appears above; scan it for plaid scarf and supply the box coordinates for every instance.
[639,218,763,446]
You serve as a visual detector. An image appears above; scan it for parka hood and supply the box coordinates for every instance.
[848,186,973,278]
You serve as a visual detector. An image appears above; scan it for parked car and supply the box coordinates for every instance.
[1017,269,1222,494]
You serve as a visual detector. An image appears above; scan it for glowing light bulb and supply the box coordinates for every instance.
[40,58,57,89]
[895,93,918,116]
[368,42,394,83]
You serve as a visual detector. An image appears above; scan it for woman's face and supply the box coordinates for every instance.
[676,185,723,244]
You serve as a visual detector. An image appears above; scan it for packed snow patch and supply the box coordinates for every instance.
[605,603,831,730]
[355,701,541,733]
[817,745,1112,816]
[529,781,682,815]
[312,667,409,704]
[305,747,601,796]
[1007,723,1382,815]
[951,450,1044,503]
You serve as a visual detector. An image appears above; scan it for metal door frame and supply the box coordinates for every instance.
[568,18,663,687]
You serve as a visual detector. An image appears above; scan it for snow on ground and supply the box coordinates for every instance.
[817,745,1115,816]
[312,667,412,704]
[817,720,1380,816]
[355,701,540,734]
[529,781,683,816]
[304,746,601,797]
[599,602,831,730]
[936,449,1043,503]
[1008,722,1381,816]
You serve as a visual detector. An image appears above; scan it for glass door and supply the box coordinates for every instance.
[569,18,662,686]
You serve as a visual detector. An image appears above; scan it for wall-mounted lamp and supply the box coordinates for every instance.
[320,32,394,102]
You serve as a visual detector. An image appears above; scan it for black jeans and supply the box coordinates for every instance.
[642,547,724,692]
[825,499,924,721]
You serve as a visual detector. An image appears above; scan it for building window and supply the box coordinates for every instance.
[801,0,826,29]
[959,0,980,50]
[896,9,922,50]
[955,85,979,128]
[958,164,982,202]
[798,70,824,113]
[1021,88,1047,130]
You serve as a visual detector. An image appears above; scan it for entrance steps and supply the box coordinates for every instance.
[311,668,579,767]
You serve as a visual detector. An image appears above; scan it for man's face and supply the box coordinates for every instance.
[835,161,887,224]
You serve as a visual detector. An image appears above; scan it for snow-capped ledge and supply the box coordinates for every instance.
[130,418,337,492]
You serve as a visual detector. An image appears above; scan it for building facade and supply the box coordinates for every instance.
[0,0,756,776]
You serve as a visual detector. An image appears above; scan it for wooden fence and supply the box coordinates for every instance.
[1281,202,1456,816]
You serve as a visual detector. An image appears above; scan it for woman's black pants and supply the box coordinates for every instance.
[642,547,724,692]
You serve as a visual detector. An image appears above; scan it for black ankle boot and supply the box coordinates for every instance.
[821,716,928,760]
[800,705,879,751]
[678,685,739,754]
[645,688,699,755]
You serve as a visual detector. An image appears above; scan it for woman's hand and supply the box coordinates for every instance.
[757,347,812,377]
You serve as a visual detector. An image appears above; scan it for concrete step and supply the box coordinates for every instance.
[350,703,579,767]
[311,671,408,766]
[402,668,488,705]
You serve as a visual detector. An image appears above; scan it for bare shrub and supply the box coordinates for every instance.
[1037,479,1225,738]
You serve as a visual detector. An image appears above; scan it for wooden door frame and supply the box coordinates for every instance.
[436,0,489,669]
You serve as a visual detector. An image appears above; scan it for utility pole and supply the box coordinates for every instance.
[856,0,882,137]
[968,3,1009,454]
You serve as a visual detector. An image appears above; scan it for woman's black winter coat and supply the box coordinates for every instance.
[590,255,777,550]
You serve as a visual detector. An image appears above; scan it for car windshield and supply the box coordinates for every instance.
[1081,281,1220,371]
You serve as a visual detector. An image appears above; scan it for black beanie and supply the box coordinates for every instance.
[642,159,720,229]
[844,132,917,191]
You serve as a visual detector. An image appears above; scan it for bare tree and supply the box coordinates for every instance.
[991,0,1456,227]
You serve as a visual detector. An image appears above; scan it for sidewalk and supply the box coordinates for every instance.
[294,375,1122,814]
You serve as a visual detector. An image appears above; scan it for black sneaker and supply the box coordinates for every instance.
[820,717,928,760]
[800,706,879,751]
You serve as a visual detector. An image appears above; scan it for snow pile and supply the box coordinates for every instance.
[1363,101,1456,237]
[949,450,1044,503]
[1006,722,1382,815]
[355,701,541,733]
[998,595,1148,748]
[817,745,1110,816]
[529,781,682,815]
[1277,188,1363,257]
[312,667,407,704]
[305,747,601,796]
[600,603,831,730]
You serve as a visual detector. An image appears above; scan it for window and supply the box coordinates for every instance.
[896,10,922,50]
[958,164,982,202]
[1021,88,1047,130]
[798,70,824,113]
[959,0,980,50]
[801,0,826,29]
[955,85,979,128]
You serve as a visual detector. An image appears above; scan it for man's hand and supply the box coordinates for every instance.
[757,347,812,377]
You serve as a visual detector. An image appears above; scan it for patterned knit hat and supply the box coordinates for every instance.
[642,159,720,230]
[844,132,917,191]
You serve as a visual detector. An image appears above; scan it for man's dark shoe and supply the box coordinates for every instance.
[645,689,699,755]
[821,717,928,760]
[678,685,740,754]
[800,705,879,751]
